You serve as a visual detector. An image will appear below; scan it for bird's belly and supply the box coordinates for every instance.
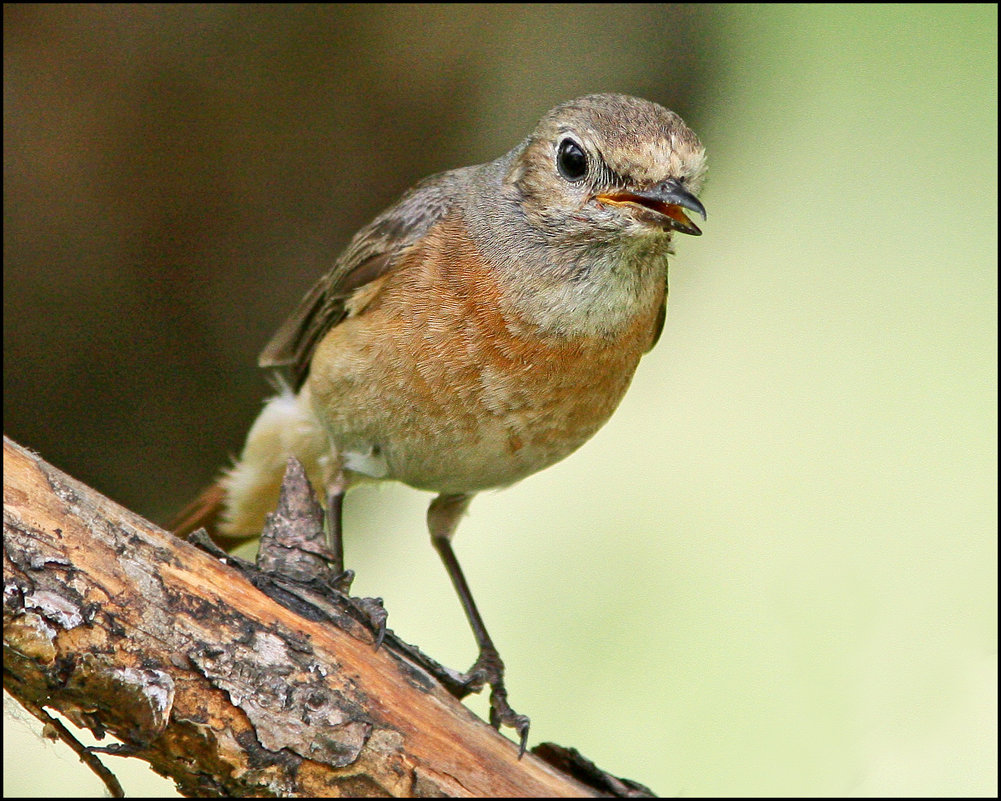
[309,308,652,495]
[377,379,625,494]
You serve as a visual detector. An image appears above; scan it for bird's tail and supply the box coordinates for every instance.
[171,480,257,551]
[171,386,329,550]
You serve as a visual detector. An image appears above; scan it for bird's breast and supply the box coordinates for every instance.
[307,213,666,493]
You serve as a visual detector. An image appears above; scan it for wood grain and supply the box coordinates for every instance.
[3,435,616,797]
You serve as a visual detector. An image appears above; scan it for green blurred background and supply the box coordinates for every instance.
[4,4,996,796]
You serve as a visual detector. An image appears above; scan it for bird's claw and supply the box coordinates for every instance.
[329,568,355,594]
[489,687,531,758]
[458,647,531,757]
[353,595,388,649]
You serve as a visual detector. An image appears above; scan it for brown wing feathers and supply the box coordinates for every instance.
[257,167,469,390]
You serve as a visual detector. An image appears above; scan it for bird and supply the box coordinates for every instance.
[174,93,707,755]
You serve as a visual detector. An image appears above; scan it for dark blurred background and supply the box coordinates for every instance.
[3,3,719,523]
[5,5,996,798]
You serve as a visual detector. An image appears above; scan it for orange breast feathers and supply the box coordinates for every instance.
[306,212,667,491]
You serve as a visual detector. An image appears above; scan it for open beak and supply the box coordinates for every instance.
[595,178,707,235]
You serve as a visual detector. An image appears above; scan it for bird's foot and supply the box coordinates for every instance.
[323,568,387,648]
[328,568,355,595]
[458,646,530,757]
[351,594,388,650]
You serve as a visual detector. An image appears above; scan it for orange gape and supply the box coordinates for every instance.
[174,93,708,753]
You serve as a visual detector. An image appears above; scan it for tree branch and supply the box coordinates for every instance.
[3,435,653,797]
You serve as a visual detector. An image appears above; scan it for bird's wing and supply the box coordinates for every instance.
[646,289,668,353]
[259,166,476,389]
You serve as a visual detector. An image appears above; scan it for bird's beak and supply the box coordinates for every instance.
[595,178,707,236]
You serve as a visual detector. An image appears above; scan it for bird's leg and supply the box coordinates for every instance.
[322,468,387,645]
[325,469,351,592]
[427,493,530,756]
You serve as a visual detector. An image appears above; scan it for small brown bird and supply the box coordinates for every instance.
[175,93,707,753]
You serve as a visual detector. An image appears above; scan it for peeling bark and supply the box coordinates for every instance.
[3,436,654,797]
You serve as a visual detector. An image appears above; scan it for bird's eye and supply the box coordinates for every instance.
[556,138,588,182]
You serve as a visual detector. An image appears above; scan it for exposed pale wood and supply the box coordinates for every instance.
[3,436,622,797]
